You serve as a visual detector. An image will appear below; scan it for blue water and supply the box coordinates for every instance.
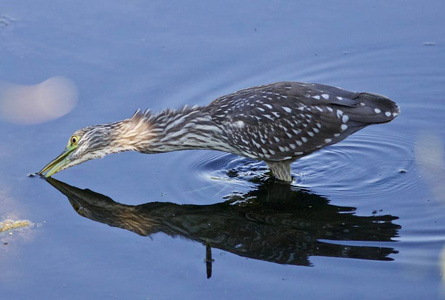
[1,1,445,299]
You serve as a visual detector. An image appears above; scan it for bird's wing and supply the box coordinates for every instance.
[206,82,396,161]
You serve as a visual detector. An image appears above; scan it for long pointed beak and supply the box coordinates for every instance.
[39,146,76,178]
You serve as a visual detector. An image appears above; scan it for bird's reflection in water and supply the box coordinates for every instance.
[45,178,400,278]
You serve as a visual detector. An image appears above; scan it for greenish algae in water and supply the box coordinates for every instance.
[0,219,30,232]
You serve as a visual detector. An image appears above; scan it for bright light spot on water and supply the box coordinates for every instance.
[0,76,78,124]
[415,132,445,205]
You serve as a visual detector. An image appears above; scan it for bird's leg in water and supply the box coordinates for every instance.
[267,161,292,182]
[205,241,214,279]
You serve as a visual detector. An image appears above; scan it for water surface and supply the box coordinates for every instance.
[1,1,445,299]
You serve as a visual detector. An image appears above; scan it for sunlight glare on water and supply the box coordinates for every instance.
[415,132,445,205]
[0,76,78,124]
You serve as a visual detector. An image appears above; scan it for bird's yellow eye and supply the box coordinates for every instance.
[70,136,79,146]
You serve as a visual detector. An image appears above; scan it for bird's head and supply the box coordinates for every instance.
[39,124,123,178]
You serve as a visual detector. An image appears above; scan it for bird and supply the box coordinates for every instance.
[39,81,400,182]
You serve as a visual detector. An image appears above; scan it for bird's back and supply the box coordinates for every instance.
[205,82,399,162]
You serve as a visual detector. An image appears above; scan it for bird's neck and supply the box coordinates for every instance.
[115,107,226,154]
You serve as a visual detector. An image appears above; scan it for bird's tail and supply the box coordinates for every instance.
[346,92,400,124]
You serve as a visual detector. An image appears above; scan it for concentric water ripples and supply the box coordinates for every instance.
[294,130,414,198]
[182,127,414,200]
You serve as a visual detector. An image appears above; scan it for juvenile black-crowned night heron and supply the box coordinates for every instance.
[39,82,399,182]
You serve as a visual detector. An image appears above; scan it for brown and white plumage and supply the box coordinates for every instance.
[39,81,400,181]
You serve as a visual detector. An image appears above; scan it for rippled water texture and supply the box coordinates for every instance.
[1,1,445,299]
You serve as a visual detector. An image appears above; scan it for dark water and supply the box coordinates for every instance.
[1,1,445,299]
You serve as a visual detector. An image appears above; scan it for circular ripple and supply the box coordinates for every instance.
[190,152,269,185]
[293,129,415,198]
[187,127,416,200]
